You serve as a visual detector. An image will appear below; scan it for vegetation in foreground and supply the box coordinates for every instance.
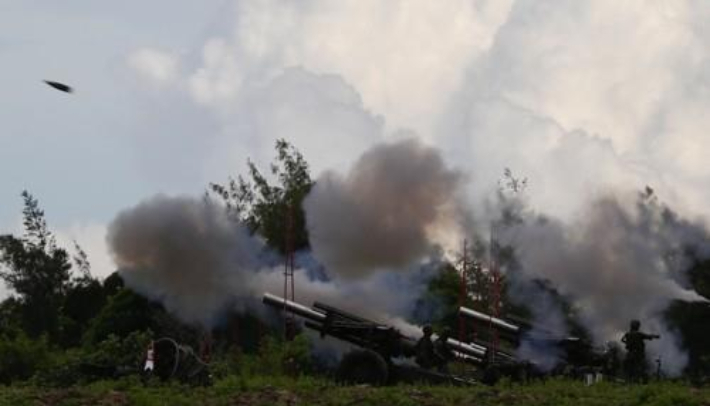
[3,376,710,406]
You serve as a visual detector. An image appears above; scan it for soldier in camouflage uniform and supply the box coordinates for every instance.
[621,320,659,383]
[434,328,455,372]
[415,325,437,369]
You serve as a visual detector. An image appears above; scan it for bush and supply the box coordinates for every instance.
[218,334,312,378]
[0,329,51,384]
[255,334,312,376]
[33,330,152,386]
[83,289,153,344]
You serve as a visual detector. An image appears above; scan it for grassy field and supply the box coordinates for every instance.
[2,376,710,406]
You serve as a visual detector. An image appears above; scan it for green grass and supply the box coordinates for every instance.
[2,377,710,406]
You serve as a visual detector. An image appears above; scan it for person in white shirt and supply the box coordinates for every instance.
[144,341,155,372]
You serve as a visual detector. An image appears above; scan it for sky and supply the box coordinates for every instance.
[2,0,710,298]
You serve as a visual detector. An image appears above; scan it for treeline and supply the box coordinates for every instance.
[0,140,315,385]
[2,140,710,386]
[0,191,200,384]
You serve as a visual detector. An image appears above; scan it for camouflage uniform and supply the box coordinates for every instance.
[415,325,437,369]
[621,320,659,383]
[434,330,454,372]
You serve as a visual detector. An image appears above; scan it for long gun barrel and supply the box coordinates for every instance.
[458,306,581,352]
[263,292,326,322]
[458,306,521,335]
[313,301,371,323]
[444,337,487,359]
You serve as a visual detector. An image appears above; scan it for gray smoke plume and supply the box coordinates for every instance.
[510,281,569,371]
[495,191,710,375]
[107,195,263,327]
[107,192,441,329]
[304,138,465,279]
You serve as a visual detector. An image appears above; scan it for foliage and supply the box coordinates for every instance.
[83,289,154,345]
[0,192,73,339]
[102,271,124,296]
[241,334,313,377]
[0,329,51,384]
[2,377,710,406]
[413,263,462,333]
[666,299,710,380]
[33,330,153,387]
[59,277,107,347]
[82,287,201,352]
[0,297,22,334]
[209,139,314,253]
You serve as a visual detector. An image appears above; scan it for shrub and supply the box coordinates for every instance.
[33,330,152,386]
[0,329,51,384]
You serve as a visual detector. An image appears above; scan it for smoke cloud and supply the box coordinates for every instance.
[107,187,443,328]
[304,138,465,279]
[495,192,710,374]
[107,195,263,326]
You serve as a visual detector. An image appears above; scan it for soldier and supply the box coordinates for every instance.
[141,341,155,385]
[144,341,155,373]
[434,328,455,373]
[415,325,436,369]
[621,320,659,383]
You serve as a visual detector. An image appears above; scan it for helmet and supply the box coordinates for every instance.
[423,325,433,336]
[630,320,641,331]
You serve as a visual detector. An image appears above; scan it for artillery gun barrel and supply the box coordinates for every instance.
[458,306,520,335]
[263,293,326,322]
[455,353,484,366]
[469,338,516,359]
[443,337,487,358]
[313,301,372,324]
[304,321,375,348]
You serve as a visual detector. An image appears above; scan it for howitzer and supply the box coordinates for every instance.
[458,306,614,381]
[263,293,482,385]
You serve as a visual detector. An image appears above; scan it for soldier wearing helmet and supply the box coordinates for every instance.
[415,325,436,369]
[434,327,455,372]
[621,320,660,382]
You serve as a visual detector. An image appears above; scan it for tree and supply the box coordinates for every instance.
[0,191,72,339]
[83,287,198,347]
[83,288,154,344]
[210,139,314,254]
[102,271,124,297]
[0,297,22,335]
[60,279,106,347]
[413,263,462,332]
[0,329,51,384]
[58,241,108,346]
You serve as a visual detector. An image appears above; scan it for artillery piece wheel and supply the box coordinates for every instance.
[152,338,181,381]
[337,350,389,386]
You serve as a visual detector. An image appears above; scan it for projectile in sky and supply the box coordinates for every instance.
[43,80,73,93]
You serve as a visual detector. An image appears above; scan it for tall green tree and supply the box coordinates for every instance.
[210,139,314,253]
[59,244,106,347]
[0,191,72,339]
